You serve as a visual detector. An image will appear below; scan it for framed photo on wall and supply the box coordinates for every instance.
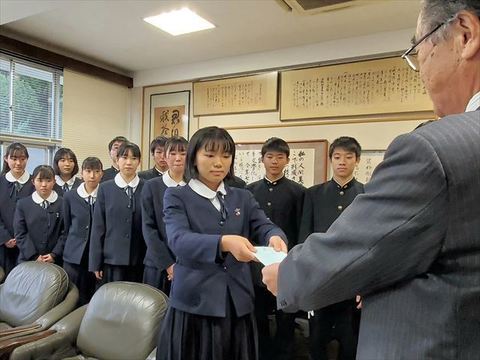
[149,91,190,141]
[235,140,329,187]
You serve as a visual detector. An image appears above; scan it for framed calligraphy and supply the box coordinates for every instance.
[235,140,328,187]
[193,72,278,116]
[150,91,190,141]
[280,57,434,121]
[353,150,385,184]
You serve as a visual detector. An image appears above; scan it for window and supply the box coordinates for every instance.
[0,55,63,140]
[0,54,63,171]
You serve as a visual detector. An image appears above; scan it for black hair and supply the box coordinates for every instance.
[82,157,103,171]
[108,136,128,151]
[150,136,169,155]
[117,142,141,159]
[165,136,188,155]
[261,137,290,158]
[1,142,29,175]
[32,165,55,181]
[328,137,362,159]
[53,148,79,177]
[185,126,235,181]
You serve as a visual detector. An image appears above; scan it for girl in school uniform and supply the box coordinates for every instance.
[142,136,188,294]
[0,143,35,275]
[157,126,288,360]
[89,142,146,284]
[63,157,103,305]
[53,148,82,195]
[14,165,65,264]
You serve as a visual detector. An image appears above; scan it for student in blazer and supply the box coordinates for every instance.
[141,136,188,293]
[63,157,103,305]
[0,143,34,275]
[89,142,145,283]
[14,165,64,264]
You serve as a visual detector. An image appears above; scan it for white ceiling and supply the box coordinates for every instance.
[0,0,421,75]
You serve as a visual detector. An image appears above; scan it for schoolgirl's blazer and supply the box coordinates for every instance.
[62,189,93,264]
[0,176,34,246]
[54,177,82,196]
[141,177,175,271]
[89,179,146,272]
[14,196,65,262]
[164,185,287,318]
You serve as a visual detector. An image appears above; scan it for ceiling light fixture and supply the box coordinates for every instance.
[144,8,215,36]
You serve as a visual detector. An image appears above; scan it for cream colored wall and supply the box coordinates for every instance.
[62,69,131,172]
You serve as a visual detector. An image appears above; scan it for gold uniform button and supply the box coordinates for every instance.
[339,191,344,195]
[267,202,272,206]
[338,205,343,210]
[269,188,273,192]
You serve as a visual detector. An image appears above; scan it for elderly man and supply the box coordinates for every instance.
[262,1,480,359]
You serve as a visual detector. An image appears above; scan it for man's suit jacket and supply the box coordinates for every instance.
[278,110,480,359]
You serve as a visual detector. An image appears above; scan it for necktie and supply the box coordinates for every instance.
[216,192,228,223]
[126,186,135,210]
[62,183,70,193]
[41,200,49,209]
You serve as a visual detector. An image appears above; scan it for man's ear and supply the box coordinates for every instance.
[456,10,480,60]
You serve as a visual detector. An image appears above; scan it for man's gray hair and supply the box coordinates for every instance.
[421,0,480,42]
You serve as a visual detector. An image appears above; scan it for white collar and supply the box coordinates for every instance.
[77,183,99,199]
[466,91,480,112]
[154,166,164,175]
[114,173,140,189]
[163,171,186,187]
[32,190,58,204]
[5,170,30,184]
[55,175,76,187]
[189,178,226,200]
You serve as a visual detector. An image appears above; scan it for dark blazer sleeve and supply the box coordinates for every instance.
[51,200,66,258]
[89,185,106,271]
[278,132,448,312]
[297,188,314,244]
[0,213,12,245]
[14,200,38,261]
[141,181,175,270]
[164,189,223,264]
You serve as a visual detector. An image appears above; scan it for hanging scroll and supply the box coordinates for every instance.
[280,57,433,121]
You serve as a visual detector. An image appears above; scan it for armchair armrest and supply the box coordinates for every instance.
[0,329,56,359]
[9,306,87,360]
[0,324,42,340]
[146,347,157,360]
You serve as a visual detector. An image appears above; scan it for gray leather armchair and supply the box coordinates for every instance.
[0,262,78,336]
[10,282,169,360]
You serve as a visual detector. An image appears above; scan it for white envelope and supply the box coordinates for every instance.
[254,246,287,266]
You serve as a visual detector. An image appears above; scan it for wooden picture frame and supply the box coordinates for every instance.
[193,72,278,116]
[149,90,190,140]
[280,57,434,121]
[235,140,328,187]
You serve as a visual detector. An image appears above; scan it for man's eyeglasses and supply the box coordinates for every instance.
[401,17,456,72]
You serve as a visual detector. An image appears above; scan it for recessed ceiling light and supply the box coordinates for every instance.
[144,8,215,36]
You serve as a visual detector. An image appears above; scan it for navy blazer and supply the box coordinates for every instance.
[0,176,35,245]
[63,190,94,264]
[101,167,119,183]
[164,185,287,317]
[89,179,145,271]
[141,177,175,270]
[14,196,65,262]
[138,167,162,181]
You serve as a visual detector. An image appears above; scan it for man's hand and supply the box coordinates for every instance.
[94,271,103,280]
[167,264,174,281]
[5,238,16,248]
[262,262,280,296]
[41,254,55,263]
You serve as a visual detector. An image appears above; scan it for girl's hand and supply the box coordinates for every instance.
[268,236,288,253]
[167,264,174,281]
[42,254,55,263]
[5,238,16,248]
[94,271,103,280]
[220,235,257,262]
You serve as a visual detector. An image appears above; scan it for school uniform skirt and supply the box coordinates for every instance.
[157,294,258,360]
